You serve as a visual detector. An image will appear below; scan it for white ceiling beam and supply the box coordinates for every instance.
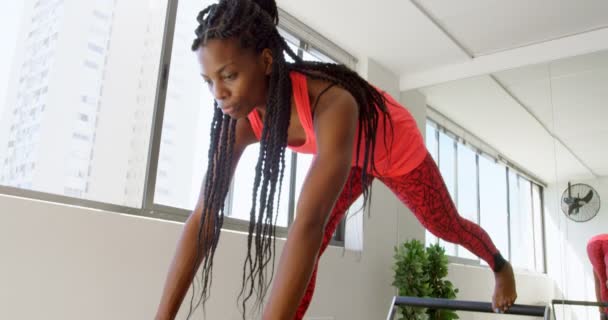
[400,27,608,91]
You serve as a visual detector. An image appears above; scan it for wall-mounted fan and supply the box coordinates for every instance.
[561,182,601,222]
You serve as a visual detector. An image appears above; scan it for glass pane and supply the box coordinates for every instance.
[509,172,534,270]
[231,146,290,227]
[532,183,544,272]
[438,131,456,256]
[439,132,456,201]
[294,154,313,204]
[161,2,295,227]
[154,0,217,210]
[517,176,534,270]
[280,32,299,63]
[507,170,520,266]
[0,0,167,207]
[307,47,334,64]
[478,155,509,263]
[426,122,438,163]
[302,49,320,63]
[456,143,478,260]
[344,194,364,250]
[424,122,438,247]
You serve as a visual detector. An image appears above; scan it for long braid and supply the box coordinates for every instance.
[185,103,237,319]
[190,0,394,318]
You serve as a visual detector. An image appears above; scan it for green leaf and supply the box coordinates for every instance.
[392,239,461,320]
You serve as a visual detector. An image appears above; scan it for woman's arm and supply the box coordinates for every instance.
[155,118,257,320]
[262,88,359,320]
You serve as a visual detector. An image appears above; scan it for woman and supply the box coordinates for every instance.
[155,0,517,319]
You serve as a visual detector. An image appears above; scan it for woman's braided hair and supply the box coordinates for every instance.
[189,0,393,317]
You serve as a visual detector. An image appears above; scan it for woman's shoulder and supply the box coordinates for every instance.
[296,71,353,111]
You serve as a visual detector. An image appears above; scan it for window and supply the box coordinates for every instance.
[509,171,534,270]
[531,184,545,271]
[456,142,478,260]
[156,0,348,231]
[425,122,439,247]
[0,1,167,207]
[425,120,545,272]
[438,131,457,256]
[478,154,509,262]
[151,0,208,212]
[0,0,356,240]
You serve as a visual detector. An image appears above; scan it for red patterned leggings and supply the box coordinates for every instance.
[587,235,608,314]
[293,152,505,320]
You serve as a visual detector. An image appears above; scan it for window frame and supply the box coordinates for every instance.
[425,116,547,274]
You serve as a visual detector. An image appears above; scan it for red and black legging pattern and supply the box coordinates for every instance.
[379,152,504,272]
[587,234,608,314]
[294,151,505,320]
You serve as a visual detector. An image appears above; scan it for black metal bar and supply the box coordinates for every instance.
[551,299,608,320]
[387,296,549,319]
[551,299,608,308]
[386,297,397,320]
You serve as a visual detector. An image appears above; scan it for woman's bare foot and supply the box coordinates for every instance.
[493,262,517,313]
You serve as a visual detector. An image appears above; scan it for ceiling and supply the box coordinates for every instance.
[421,50,608,183]
[278,0,608,75]
[277,0,608,183]
[497,51,608,178]
[415,0,608,56]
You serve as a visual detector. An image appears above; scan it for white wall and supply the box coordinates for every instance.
[544,177,608,320]
[0,190,399,320]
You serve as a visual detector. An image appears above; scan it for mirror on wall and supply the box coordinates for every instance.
[419,49,608,319]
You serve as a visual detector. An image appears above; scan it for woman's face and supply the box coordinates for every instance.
[196,37,273,119]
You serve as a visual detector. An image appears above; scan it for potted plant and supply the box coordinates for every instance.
[392,239,459,320]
